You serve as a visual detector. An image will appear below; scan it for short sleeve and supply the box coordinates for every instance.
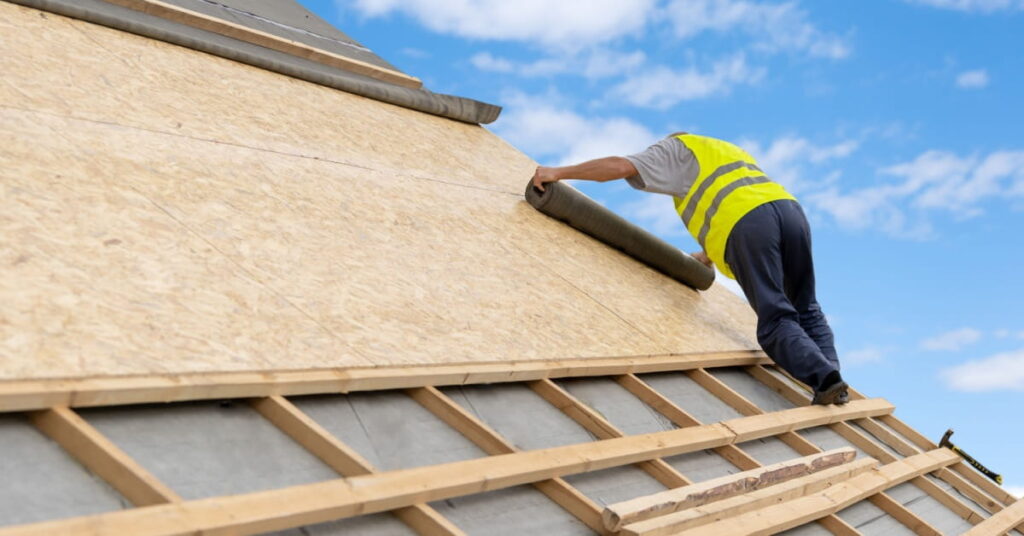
[623,136,701,198]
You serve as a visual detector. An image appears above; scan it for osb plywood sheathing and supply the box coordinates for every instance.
[0,400,894,536]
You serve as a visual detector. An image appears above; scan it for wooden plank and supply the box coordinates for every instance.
[529,379,692,489]
[30,406,181,506]
[846,385,1015,507]
[604,448,857,531]
[0,400,893,536]
[100,0,423,88]
[649,369,865,536]
[617,374,760,470]
[869,492,943,536]
[751,365,990,525]
[407,386,609,534]
[817,514,862,536]
[962,496,1024,536]
[250,396,464,536]
[856,418,1006,515]
[0,351,770,413]
[688,368,822,455]
[674,449,962,536]
[619,459,878,536]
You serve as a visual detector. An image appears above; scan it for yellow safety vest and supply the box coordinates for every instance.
[672,134,796,280]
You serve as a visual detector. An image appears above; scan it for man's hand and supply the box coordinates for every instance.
[531,166,562,192]
[692,251,712,268]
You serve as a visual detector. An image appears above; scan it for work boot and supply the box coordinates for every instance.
[811,380,849,405]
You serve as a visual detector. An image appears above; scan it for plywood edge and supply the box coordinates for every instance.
[0,351,768,413]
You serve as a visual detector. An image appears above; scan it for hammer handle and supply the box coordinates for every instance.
[951,445,1004,485]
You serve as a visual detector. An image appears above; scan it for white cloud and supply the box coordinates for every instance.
[491,92,658,166]
[921,327,983,351]
[905,0,1024,12]
[941,348,1024,391]
[1006,485,1024,498]
[808,149,1024,238]
[470,49,647,79]
[347,0,657,50]
[956,69,990,89]
[845,346,888,365]
[739,136,859,192]
[665,0,850,58]
[609,54,765,109]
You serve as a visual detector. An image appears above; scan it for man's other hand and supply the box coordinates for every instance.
[692,251,712,268]
[532,166,561,192]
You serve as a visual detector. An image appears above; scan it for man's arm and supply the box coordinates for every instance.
[531,156,637,192]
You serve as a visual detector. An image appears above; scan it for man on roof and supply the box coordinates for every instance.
[531,132,848,405]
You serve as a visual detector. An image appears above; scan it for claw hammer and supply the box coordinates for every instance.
[939,429,1003,485]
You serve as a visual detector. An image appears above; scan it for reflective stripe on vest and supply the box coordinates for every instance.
[671,134,796,280]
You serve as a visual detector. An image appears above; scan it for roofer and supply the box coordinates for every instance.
[531,133,848,405]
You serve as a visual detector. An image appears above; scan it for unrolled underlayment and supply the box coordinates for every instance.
[0,0,757,380]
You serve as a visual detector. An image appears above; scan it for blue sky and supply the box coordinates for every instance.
[305,0,1023,495]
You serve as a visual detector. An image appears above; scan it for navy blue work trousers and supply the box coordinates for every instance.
[724,200,840,391]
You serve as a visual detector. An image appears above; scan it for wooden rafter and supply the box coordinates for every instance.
[748,364,992,525]
[0,400,893,536]
[0,351,769,414]
[406,386,609,534]
[529,378,692,488]
[30,406,181,506]
[618,372,860,536]
[673,449,962,536]
[962,496,1024,535]
[249,395,464,536]
[618,458,878,536]
[604,448,858,531]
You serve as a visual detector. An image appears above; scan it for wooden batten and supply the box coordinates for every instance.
[673,449,961,536]
[30,406,181,506]
[962,496,1024,535]
[619,458,879,536]
[0,401,892,536]
[250,395,463,536]
[406,386,609,534]
[529,379,692,489]
[604,448,858,531]
[0,352,769,414]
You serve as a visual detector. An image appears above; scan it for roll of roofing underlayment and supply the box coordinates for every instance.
[525,181,715,290]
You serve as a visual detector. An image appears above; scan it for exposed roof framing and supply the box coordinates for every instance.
[0,360,1017,535]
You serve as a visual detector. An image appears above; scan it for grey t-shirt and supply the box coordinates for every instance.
[624,135,700,198]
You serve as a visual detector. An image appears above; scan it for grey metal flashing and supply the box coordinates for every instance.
[525,181,715,290]
[6,0,501,124]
